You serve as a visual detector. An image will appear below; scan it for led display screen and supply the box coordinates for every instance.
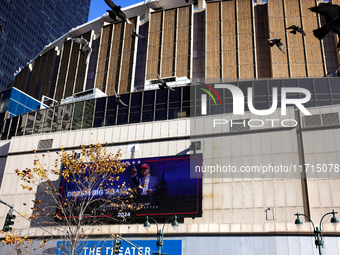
[58,154,202,219]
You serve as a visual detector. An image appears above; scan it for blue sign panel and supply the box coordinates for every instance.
[58,154,202,219]
[56,239,182,255]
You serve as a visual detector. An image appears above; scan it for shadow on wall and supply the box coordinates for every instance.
[30,179,61,228]
[0,142,10,189]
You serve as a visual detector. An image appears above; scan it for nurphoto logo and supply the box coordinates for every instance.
[199,83,312,128]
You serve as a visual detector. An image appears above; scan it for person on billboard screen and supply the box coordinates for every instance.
[131,163,159,206]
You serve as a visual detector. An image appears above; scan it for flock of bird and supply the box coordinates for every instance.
[1,1,340,105]
[269,3,340,54]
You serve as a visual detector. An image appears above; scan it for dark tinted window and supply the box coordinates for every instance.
[83,100,95,129]
[72,102,84,130]
[94,97,106,128]
[62,104,74,131]
[314,78,329,93]
[117,94,130,125]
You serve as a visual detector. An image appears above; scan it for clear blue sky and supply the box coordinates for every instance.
[88,0,142,21]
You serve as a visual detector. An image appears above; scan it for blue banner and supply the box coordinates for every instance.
[56,239,182,255]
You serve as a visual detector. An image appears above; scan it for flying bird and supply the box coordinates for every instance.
[104,0,132,24]
[157,75,175,91]
[131,26,144,39]
[71,38,92,64]
[268,38,285,54]
[286,25,306,36]
[114,90,128,107]
[309,3,340,47]
[0,24,5,37]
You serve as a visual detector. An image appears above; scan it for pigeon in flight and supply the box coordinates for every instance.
[104,0,132,24]
[309,3,340,47]
[131,26,144,39]
[114,90,128,107]
[286,25,306,36]
[0,24,5,37]
[71,38,92,64]
[157,75,175,91]
[268,38,285,54]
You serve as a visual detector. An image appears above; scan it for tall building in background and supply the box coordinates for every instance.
[0,0,91,91]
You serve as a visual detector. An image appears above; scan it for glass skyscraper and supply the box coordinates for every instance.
[0,0,91,91]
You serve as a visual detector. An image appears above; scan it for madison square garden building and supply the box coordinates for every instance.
[1,0,340,254]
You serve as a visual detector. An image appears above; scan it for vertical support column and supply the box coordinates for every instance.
[220,1,223,80]
[295,110,311,219]
[189,4,194,79]
[54,39,73,101]
[130,17,141,92]
[236,0,240,79]
[174,8,178,76]
[252,0,258,79]
[117,22,126,94]
[298,0,309,77]
[82,30,94,92]
[159,11,165,77]
[281,0,291,77]
[72,39,82,96]
[144,8,152,85]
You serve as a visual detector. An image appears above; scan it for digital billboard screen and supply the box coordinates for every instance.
[58,154,202,219]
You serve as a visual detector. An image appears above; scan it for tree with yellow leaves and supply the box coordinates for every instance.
[8,142,138,255]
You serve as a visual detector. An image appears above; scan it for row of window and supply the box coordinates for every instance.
[0,78,339,140]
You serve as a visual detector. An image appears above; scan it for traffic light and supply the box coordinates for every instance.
[113,236,121,254]
[2,209,15,232]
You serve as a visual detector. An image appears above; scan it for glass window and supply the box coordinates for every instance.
[71,102,84,130]
[283,79,297,87]
[8,116,19,139]
[94,97,107,127]
[117,94,130,125]
[253,80,268,96]
[83,100,95,129]
[62,104,74,131]
[239,81,252,95]
[129,93,142,123]
[52,106,64,132]
[269,80,283,100]
[316,101,331,106]
[209,86,224,115]
[168,87,181,119]
[155,90,168,121]
[182,86,192,118]
[268,80,282,91]
[254,102,269,110]
[330,78,340,93]
[24,112,36,135]
[1,119,10,140]
[316,94,331,100]
[105,96,117,126]
[42,109,53,133]
[142,90,155,122]
[314,78,330,93]
[16,115,26,136]
[33,110,45,134]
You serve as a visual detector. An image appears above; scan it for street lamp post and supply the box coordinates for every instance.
[294,209,339,255]
[144,215,178,255]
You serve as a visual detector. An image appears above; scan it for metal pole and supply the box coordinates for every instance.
[0,199,13,208]
[117,235,145,255]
